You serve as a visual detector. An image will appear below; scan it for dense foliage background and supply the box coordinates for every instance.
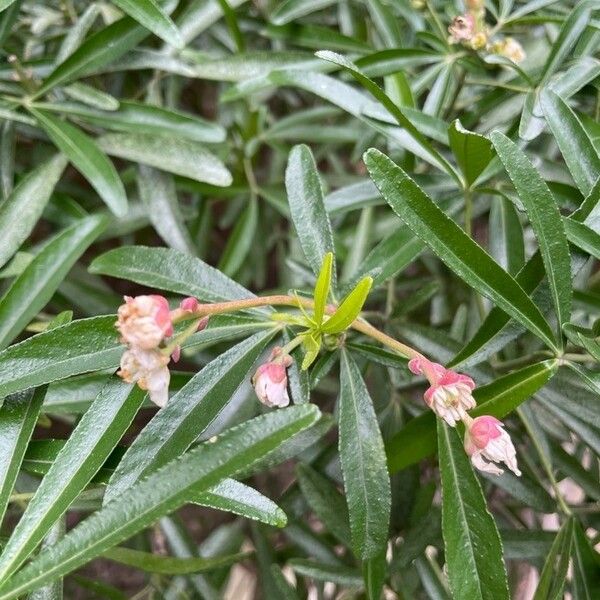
[0,0,599,598]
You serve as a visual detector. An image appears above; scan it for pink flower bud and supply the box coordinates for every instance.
[448,13,476,44]
[251,348,293,408]
[116,295,173,349]
[408,357,476,426]
[118,346,171,408]
[180,297,200,312]
[464,416,521,476]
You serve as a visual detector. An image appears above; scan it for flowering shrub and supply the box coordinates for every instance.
[0,0,599,598]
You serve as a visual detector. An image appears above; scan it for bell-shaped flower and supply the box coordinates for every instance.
[116,295,173,349]
[464,415,521,476]
[408,357,476,426]
[118,346,171,408]
[252,348,293,408]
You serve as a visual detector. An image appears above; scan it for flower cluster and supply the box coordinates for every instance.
[409,356,520,477]
[116,295,204,407]
[448,1,525,63]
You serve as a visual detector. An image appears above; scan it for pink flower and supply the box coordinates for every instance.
[448,13,476,44]
[118,346,171,407]
[116,295,173,349]
[408,357,476,426]
[464,416,521,476]
[252,348,293,408]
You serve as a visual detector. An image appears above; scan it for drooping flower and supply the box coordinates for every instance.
[493,37,525,63]
[116,295,173,349]
[448,13,476,44]
[118,346,171,407]
[408,357,476,426]
[464,416,521,476]
[252,348,293,408]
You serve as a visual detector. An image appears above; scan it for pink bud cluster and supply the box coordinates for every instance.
[116,295,204,407]
[409,356,520,477]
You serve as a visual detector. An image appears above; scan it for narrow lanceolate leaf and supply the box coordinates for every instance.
[338,350,391,560]
[365,148,558,351]
[533,517,573,600]
[0,316,121,399]
[491,132,572,335]
[0,381,144,583]
[104,329,276,504]
[437,421,509,600]
[29,109,127,217]
[190,479,287,527]
[218,198,259,277]
[322,277,372,334]
[313,252,333,324]
[0,154,67,269]
[111,0,183,48]
[271,0,336,25]
[386,361,557,473]
[448,120,492,187]
[0,406,321,599]
[541,90,600,197]
[489,197,524,275]
[0,388,45,526]
[34,17,148,97]
[285,145,335,279]
[137,166,196,255]
[571,520,600,600]
[97,132,232,187]
[89,246,256,303]
[0,215,107,349]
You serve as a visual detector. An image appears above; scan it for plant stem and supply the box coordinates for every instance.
[173,295,422,360]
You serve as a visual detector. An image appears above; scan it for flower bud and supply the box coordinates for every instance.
[464,416,521,476]
[408,357,476,426]
[252,348,293,408]
[448,13,475,44]
[116,295,173,349]
[118,346,171,407]
[180,297,200,312]
[493,37,525,63]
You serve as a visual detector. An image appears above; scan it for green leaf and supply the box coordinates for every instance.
[564,219,600,261]
[290,559,363,587]
[0,405,321,598]
[96,132,232,186]
[35,100,226,143]
[322,277,372,334]
[540,90,600,197]
[437,420,509,600]
[365,148,558,351]
[102,546,245,574]
[285,145,335,278]
[0,154,67,269]
[62,82,120,110]
[386,361,557,473]
[190,479,287,527]
[0,381,144,583]
[218,198,259,277]
[89,246,256,303]
[489,197,524,275]
[271,0,336,25]
[137,167,196,255]
[338,350,391,560]
[104,329,276,504]
[572,520,600,600]
[491,131,572,335]
[0,1,18,13]
[29,109,127,217]
[0,215,107,349]
[301,332,321,370]
[34,17,148,97]
[297,463,351,546]
[0,316,121,399]
[533,517,573,600]
[313,252,333,325]
[0,388,45,526]
[448,120,493,187]
[111,0,183,48]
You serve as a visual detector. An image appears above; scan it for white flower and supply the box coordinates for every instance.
[116,295,173,350]
[408,357,476,427]
[464,416,521,476]
[118,346,171,408]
